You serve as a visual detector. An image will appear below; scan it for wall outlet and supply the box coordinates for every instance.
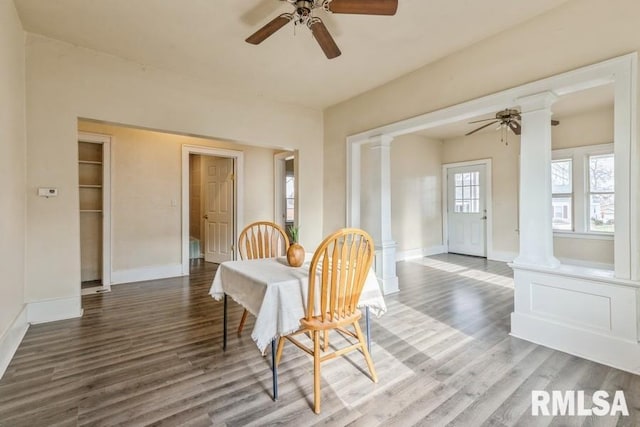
[38,187,58,197]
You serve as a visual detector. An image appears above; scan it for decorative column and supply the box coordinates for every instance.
[366,135,399,294]
[513,92,560,268]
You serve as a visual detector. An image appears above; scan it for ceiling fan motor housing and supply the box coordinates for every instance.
[296,1,314,15]
[497,109,520,120]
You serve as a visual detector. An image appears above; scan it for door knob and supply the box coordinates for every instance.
[481,216,487,220]
[203,214,208,219]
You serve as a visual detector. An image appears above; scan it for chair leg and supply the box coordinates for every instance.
[237,309,249,336]
[353,321,378,383]
[313,330,321,414]
[275,337,286,366]
[323,330,329,351]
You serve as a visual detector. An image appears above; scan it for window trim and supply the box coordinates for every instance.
[552,143,613,237]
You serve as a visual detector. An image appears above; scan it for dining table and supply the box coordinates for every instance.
[209,255,387,400]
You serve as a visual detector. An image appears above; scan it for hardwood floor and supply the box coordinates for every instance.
[1,255,638,426]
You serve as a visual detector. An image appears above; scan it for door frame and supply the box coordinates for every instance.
[181,145,244,274]
[442,158,493,258]
[273,151,297,230]
[78,131,112,290]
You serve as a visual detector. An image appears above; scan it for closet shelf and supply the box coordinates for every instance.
[80,210,102,213]
[79,160,102,165]
[79,184,102,188]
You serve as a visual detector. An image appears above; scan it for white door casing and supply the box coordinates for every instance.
[204,157,234,263]
[447,164,487,257]
[181,145,243,274]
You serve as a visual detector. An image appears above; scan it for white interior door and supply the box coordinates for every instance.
[204,157,234,263]
[447,164,487,257]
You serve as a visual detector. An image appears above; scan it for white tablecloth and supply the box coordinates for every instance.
[209,256,387,352]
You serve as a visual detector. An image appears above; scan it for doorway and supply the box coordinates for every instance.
[77,131,111,294]
[181,146,244,274]
[443,160,492,258]
[274,151,297,238]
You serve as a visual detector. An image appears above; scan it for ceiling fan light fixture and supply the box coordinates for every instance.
[245,0,398,59]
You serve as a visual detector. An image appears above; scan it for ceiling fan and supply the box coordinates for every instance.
[245,0,398,59]
[466,109,559,136]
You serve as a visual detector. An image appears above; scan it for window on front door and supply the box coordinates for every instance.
[453,171,480,213]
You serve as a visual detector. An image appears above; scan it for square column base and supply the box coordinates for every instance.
[374,241,399,295]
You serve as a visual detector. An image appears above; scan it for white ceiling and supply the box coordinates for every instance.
[14,0,572,110]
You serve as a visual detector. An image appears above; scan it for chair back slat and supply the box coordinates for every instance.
[257,227,265,258]
[337,237,349,317]
[351,238,369,311]
[238,221,290,261]
[328,238,340,321]
[307,229,374,322]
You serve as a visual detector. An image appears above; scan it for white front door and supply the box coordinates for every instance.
[447,164,487,257]
[204,157,234,263]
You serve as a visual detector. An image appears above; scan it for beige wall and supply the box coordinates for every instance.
[324,0,638,269]
[0,0,26,339]
[554,237,613,266]
[25,34,323,303]
[78,121,277,273]
[552,107,614,150]
[390,135,443,254]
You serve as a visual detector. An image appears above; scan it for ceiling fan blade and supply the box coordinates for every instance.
[465,121,499,136]
[509,121,522,135]
[468,117,498,124]
[551,119,560,126]
[246,14,292,45]
[326,0,398,15]
[309,19,341,59]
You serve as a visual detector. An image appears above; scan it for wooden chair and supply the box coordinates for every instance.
[236,221,290,336]
[275,228,378,414]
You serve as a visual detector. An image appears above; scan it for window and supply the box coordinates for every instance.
[551,159,572,231]
[551,144,613,235]
[454,171,480,213]
[588,153,614,232]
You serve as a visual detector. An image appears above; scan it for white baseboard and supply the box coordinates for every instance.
[488,251,518,263]
[511,312,640,375]
[487,251,612,270]
[396,245,446,261]
[0,305,29,380]
[111,263,184,285]
[1,297,82,377]
[27,296,83,324]
[557,257,614,271]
